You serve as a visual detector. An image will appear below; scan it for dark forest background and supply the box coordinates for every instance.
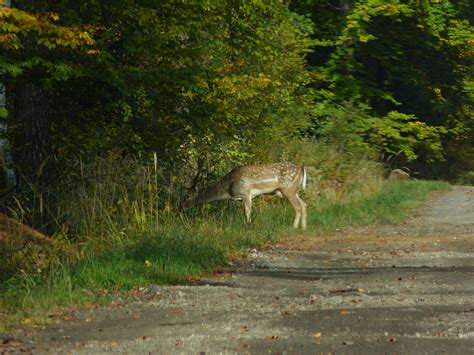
[1,0,472,186]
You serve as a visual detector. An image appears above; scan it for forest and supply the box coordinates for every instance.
[0,0,472,326]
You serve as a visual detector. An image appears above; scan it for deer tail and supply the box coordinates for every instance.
[301,166,307,191]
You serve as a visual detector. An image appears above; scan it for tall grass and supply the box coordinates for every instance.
[0,152,449,331]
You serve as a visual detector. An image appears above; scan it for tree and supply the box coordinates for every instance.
[21,1,314,174]
[0,2,96,183]
[292,0,474,175]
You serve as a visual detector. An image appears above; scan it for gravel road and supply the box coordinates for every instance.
[2,186,474,354]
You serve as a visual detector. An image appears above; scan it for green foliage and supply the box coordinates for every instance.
[457,171,474,186]
[371,111,446,162]
[2,0,472,184]
[0,6,97,81]
[0,7,95,50]
[293,0,474,170]
[43,0,314,173]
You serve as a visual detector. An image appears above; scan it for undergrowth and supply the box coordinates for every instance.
[0,178,449,331]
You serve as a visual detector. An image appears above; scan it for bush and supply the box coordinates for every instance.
[457,171,474,186]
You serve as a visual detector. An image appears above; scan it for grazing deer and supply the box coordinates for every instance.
[182,163,308,229]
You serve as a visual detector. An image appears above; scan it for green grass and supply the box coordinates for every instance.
[0,180,449,331]
[310,180,450,229]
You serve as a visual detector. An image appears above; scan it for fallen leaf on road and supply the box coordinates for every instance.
[311,332,322,338]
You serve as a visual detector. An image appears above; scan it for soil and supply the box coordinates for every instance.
[2,186,474,354]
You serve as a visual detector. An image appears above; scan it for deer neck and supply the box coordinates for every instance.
[194,181,230,206]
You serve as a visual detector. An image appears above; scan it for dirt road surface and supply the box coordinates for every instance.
[2,186,474,354]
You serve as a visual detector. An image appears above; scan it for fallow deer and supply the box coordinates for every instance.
[182,163,307,229]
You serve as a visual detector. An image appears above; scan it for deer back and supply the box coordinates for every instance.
[226,163,304,196]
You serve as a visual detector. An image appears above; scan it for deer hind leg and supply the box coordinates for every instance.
[284,192,303,229]
[296,194,307,230]
[242,196,253,223]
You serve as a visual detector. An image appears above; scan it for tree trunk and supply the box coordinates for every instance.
[14,80,52,185]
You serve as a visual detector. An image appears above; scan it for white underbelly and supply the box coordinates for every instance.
[250,187,277,197]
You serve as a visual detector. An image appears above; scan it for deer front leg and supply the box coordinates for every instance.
[242,196,253,223]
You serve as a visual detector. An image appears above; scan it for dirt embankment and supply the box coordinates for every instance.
[2,186,474,354]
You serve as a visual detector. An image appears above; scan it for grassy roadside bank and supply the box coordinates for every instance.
[0,180,449,331]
